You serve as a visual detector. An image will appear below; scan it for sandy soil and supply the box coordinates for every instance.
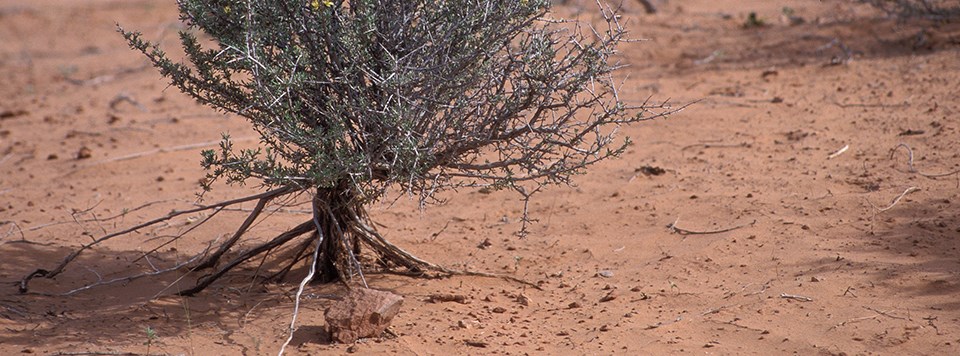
[2,0,960,354]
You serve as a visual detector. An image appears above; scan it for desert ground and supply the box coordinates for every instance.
[2,0,960,355]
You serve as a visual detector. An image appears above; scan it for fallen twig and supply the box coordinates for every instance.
[0,221,25,242]
[891,143,960,178]
[680,141,750,151]
[876,187,921,212]
[779,293,813,302]
[863,306,907,320]
[827,144,849,159]
[18,186,293,293]
[828,307,907,331]
[668,218,756,235]
[924,316,942,335]
[842,286,858,298]
[58,238,217,296]
[645,314,683,329]
[65,63,151,86]
[832,100,909,109]
[828,314,879,330]
[108,93,147,112]
[84,137,257,166]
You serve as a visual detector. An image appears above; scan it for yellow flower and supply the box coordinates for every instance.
[310,0,333,10]
[224,5,231,14]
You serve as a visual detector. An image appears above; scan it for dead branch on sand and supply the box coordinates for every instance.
[891,143,960,178]
[667,217,756,235]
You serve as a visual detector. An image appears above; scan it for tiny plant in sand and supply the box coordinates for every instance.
[143,326,158,355]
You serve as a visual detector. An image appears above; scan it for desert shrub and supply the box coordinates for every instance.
[94,0,668,293]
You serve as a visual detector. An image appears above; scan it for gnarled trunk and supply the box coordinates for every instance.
[312,185,364,283]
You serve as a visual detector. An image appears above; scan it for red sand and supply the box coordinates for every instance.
[2,0,959,354]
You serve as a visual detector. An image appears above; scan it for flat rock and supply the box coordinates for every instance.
[325,288,404,343]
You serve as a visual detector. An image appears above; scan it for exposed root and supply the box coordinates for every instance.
[21,185,542,297]
[177,220,314,296]
[18,187,293,294]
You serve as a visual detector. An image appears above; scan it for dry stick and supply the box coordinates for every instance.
[177,220,314,296]
[645,314,684,330]
[66,63,151,86]
[0,221,25,242]
[876,187,921,212]
[827,144,849,159]
[266,237,315,281]
[667,218,757,235]
[891,143,960,178]
[828,314,879,331]
[680,141,750,151]
[58,239,217,296]
[133,207,224,263]
[18,186,293,293]
[278,204,327,356]
[779,293,814,302]
[828,307,906,331]
[81,137,257,167]
[863,306,908,320]
[192,195,272,270]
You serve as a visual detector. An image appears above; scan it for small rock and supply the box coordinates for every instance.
[492,306,507,314]
[427,293,469,304]
[517,293,531,306]
[477,238,492,249]
[636,165,666,176]
[465,339,488,348]
[47,154,58,160]
[325,288,404,343]
[600,292,617,303]
[76,147,92,160]
[599,325,610,332]
[597,270,614,278]
[0,109,28,119]
[567,302,581,309]
[346,345,358,353]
